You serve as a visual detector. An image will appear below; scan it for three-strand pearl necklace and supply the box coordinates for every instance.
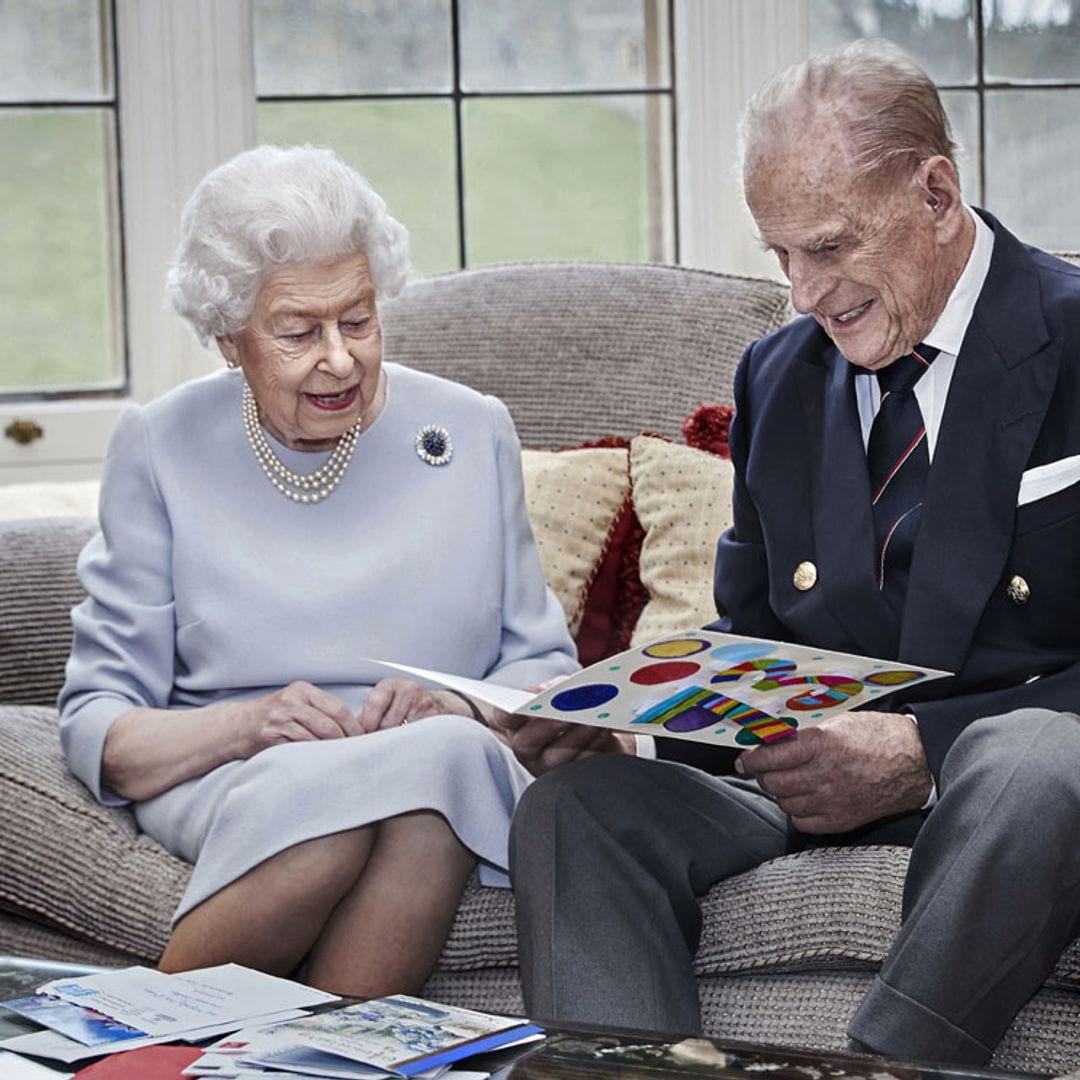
[242,383,360,505]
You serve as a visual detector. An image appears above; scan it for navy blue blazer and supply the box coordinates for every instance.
[662,213,1080,784]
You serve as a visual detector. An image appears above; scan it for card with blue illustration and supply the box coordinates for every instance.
[0,994,147,1046]
[514,630,951,747]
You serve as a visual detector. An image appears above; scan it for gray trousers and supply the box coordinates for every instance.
[509,709,1080,1065]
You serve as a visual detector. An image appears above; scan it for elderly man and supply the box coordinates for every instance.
[505,40,1080,1065]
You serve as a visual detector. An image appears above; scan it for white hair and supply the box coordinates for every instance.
[166,144,411,346]
[739,39,959,190]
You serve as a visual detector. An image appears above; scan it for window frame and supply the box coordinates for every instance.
[255,0,679,270]
[677,0,1080,278]
[0,0,255,483]
[7,0,1073,481]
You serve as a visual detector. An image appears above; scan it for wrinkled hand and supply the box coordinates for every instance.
[357,679,478,733]
[241,681,361,754]
[492,713,635,776]
[735,711,932,834]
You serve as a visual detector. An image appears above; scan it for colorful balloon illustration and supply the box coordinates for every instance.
[712,657,797,683]
[750,673,863,711]
[641,638,711,659]
[549,683,620,711]
[630,661,702,685]
[633,685,797,744]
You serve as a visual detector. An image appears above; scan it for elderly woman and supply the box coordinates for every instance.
[58,144,579,997]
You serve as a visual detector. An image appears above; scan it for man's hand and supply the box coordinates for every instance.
[735,711,932,833]
[491,713,635,775]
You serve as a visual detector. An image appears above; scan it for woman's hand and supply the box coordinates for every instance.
[491,713,636,776]
[239,681,361,754]
[102,682,359,802]
[357,679,488,732]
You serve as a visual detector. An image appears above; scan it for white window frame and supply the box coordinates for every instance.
[0,0,255,483]
[675,0,805,281]
[2,0,790,484]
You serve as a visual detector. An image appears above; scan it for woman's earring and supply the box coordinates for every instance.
[225,358,239,369]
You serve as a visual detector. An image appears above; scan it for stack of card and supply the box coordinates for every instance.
[183,995,543,1079]
[0,964,339,1067]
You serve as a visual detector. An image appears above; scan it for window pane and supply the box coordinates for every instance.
[257,100,459,277]
[0,0,112,102]
[254,0,452,95]
[983,0,1080,82]
[0,109,122,393]
[463,96,674,265]
[807,0,977,85]
[985,89,1080,249]
[459,0,670,92]
[940,89,981,203]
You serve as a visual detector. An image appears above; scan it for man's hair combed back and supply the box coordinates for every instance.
[739,39,959,189]
[167,144,411,346]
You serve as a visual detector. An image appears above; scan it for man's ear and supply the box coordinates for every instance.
[916,155,965,238]
[916,156,959,211]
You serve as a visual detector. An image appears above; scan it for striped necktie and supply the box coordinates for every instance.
[866,344,940,614]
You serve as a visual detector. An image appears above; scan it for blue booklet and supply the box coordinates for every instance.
[239,995,542,1076]
[0,994,147,1046]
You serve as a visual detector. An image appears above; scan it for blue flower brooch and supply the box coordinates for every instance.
[415,425,454,466]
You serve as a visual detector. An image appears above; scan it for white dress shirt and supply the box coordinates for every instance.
[855,206,995,455]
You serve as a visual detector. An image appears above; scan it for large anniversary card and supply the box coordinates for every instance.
[505,631,951,748]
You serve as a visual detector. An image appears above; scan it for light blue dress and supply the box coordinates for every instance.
[59,364,577,921]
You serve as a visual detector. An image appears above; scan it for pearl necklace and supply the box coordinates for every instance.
[242,383,360,505]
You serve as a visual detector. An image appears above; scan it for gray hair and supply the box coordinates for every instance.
[739,39,958,189]
[167,144,411,345]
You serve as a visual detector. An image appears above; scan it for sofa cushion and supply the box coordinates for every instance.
[628,435,735,645]
[0,516,99,707]
[0,704,189,960]
[383,262,792,448]
[521,445,631,637]
[0,481,99,521]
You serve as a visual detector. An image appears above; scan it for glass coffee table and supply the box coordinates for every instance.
[0,954,110,1063]
[0,958,1050,1080]
[477,1024,1049,1080]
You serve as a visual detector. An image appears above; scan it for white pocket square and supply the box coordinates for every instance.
[1018,455,1080,506]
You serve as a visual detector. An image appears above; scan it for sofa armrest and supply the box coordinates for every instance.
[0,515,98,706]
[0,705,189,961]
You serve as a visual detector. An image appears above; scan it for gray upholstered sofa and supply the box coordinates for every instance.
[2,262,1080,1075]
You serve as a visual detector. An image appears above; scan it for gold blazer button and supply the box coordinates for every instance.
[1006,575,1030,605]
[793,561,818,591]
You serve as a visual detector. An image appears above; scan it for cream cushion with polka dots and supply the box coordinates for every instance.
[629,434,734,645]
[521,446,631,634]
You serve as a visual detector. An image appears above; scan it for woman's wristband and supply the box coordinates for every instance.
[443,688,488,727]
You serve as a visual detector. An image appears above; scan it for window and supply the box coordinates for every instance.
[0,0,253,482]
[3,0,1076,481]
[678,0,1080,277]
[253,0,677,276]
[0,1,123,399]
[807,0,1080,254]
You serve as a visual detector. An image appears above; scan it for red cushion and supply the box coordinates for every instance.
[574,498,647,665]
[681,403,734,458]
[535,436,646,665]
[546,412,732,664]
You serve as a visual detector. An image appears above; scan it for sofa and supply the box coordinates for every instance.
[2,260,1080,1075]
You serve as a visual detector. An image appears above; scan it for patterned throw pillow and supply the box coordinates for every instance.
[628,433,735,645]
[520,445,632,637]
